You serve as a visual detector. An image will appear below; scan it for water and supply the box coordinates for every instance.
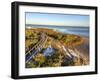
[26,24,89,37]
[43,47,56,56]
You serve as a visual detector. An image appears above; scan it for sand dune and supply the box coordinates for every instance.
[74,36,89,64]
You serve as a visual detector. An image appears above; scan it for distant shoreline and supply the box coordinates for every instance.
[26,24,89,28]
[26,27,89,37]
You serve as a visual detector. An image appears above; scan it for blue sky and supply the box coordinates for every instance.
[26,12,89,27]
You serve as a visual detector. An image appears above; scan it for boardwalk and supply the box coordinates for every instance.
[26,32,48,63]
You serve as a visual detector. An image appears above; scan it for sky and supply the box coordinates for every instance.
[26,12,89,27]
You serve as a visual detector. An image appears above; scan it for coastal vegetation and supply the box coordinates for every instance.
[25,28,89,68]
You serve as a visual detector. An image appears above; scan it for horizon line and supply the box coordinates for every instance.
[25,24,89,27]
